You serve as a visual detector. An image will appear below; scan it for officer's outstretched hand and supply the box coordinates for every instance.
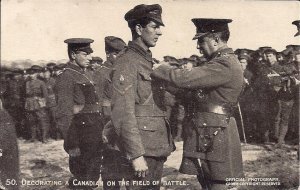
[132,156,148,178]
[68,147,81,157]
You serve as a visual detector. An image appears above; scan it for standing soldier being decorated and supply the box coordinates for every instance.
[152,18,244,190]
[111,4,175,190]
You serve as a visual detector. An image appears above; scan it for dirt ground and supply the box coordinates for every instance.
[18,140,299,190]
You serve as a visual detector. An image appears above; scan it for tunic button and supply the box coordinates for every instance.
[82,122,85,124]
[143,126,147,129]
[96,102,99,104]
[159,86,163,90]
[83,84,85,86]
[203,123,207,126]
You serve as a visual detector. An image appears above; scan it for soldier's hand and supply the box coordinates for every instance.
[132,156,148,178]
[68,148,81,157]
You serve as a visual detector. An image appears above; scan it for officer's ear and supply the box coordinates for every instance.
[70,51,76,60]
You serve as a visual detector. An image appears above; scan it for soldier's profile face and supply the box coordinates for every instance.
[74,51,92,68]
[197,36,215,58]
[140,21,162,48]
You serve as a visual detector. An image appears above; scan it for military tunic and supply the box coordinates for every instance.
[56,63,104,186]
[152,48,244,181]
[55,63,89,139]
[93,60,129,189]
[25,78,49,141]
[111,41,174,188]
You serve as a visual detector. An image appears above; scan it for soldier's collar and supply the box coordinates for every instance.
[66,62,85,74]
[211,47,234,59]
[128,41,153,62]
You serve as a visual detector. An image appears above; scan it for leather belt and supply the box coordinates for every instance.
[187,102,236,116]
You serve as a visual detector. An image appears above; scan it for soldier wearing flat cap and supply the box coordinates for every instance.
[90,36,127,190]
[111,4,174,190]
[152,18,244,190]
[24,65,50,143]
[55,38,104,188]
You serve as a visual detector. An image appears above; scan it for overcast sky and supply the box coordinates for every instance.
[1,0,300,62]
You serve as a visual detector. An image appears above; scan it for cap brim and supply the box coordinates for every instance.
[151,18,164,26]
[192,33,207,40]
[294,31,300,37]
[239,55,251,60]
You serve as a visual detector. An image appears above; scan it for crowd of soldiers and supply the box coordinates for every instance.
[1,62,67,143]
[1,44,299,147]
[0,3,299,190]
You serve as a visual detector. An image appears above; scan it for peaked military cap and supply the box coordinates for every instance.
[258,46,272,55]
[31,65,43,72]
[105,36,126,53]
[264,48,277,55]
[292,20,300,37]
[236,49,252,60]
[46,62,56,67]
[125,4,164,26]
[258,46,272,51]
[64,38,94,54]
[191,18,232,40]
[26,68,35,74]
[90,56,103,64]
[11,68,24,75]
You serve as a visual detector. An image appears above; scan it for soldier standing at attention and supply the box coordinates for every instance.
[42,67,58,139]
[111,4,174,190]
[56,38,104,189]
[92,36,128,190]
[152,18,244,190]
[24,65,49,143]
[54,39,95,139]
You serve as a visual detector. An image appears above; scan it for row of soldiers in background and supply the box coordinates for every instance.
[0,44,299,146]
[1,63,65,142]
[163,45,300,147]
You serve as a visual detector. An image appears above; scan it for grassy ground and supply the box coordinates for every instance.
[19,140,299,190]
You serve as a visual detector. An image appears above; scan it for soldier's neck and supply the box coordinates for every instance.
[133,38,149,52]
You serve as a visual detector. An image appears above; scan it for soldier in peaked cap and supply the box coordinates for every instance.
[90,36,127,190]
[152,18,244,190]
[292,20,300,37]
[111,4,174,190]
[55,38,105,189]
